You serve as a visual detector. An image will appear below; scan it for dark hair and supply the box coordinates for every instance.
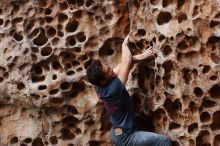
[86,60,105,86]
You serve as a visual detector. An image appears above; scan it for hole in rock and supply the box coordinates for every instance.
[66,35,76,46]
[72,47,81,53]
[172,141,180,146]
[214,134,220,146]
[67,105,78,114]
[99,46,113,56]
[59,1,68,10]
[192,5,199,17]
[76,67,83,72]
[73,10,83,18]
[24,138,32,143]
[99,37,123,56]
[215,13,220,19]
[60,128,75,140]
[67,0,76,5]
[58,13,68,23]
[150,0,160,5]
[164,98,182,121]
[201,97,216,108]
[0,77,4,82]
[169,84,175,89]
[99,26,110,36]
[188,123,198,134]
[152,108,166,131]
[52,61,63,70]
[41,47,52,56]
[64,63,72,69]
[66,20,79,32]
[31,94,40,100]
[161,45,172,56]
[32,137,44,146]
[202,65,210,74]
[10,137,18,144]
[62,115,79,127]
[177,0,185,9]
[75,32,86,42]
[46,26,56,37]
[33,28,48,46]
[75,0,84,6]
[159,35,166,41]
[12,17,23,24]
[23,48,29,55]
[157,12,172,25]
[3,72,9,79]
[32,65,42,75]
[14,32,23,41]
[49,89,59,95]
[169,122,181,130]
[196,130,211,146]
[210,75,217,80]
[211,53,220,64]
[58,31,64,37]
[84,60,93,69]
[210,21,220,28]
[50,136,58,145]
[68,144,74,146]
[38,85,47,90]
[0,19,3,26]
[85,0,93,7]
[89,140,101,146]
[105,13,113,21]
[162,0,174,7]
[17,82,25,90]
[137,29,146,36]
[44,8,52,15]
[211,111,220,130]
[85,118,95,126]
[177,53,184,61]
[66,70,75,76]
[78,54,88,62]
[50,98,63,104]
[177,41,188,50]
[192,69,198,77]
[194,87,203,97]
[52,74,57,80]
[209,84,220,99]
[44,16,53,23]
[162,60,173,74]
[60,82,71,90]
[178,13,187,23]
[206,36,220,46]
[75,127,82,134]
[200,112,211,123]
[20,144,27,146]
[31,47,39,53]
[32,75,45,83]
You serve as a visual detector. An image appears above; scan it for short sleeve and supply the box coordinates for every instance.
[107,76,125,97]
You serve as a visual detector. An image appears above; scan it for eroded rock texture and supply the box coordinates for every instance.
[0,0,219,146]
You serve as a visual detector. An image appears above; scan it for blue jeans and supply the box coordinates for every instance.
[110,127,172,146]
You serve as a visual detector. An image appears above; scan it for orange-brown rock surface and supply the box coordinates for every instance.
[0,0,219,146]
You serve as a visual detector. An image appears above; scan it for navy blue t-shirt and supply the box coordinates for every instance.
[96,76,137,130]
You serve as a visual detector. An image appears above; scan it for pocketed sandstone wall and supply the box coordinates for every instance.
[0,0,219,146]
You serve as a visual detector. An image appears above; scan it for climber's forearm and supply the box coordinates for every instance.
[133,47,155,61]
[132,54,146,61]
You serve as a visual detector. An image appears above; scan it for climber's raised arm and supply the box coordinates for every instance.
[116,35,133,84]
[114,36,155,84]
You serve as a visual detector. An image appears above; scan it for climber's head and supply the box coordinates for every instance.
[86,60,116,86]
